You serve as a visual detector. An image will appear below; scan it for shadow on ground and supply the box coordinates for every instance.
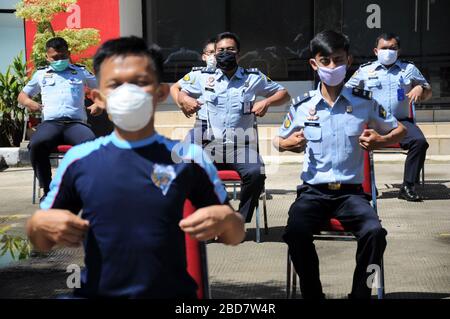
[211,280,286,299]
[244,226,285,243]
[380,181,450,200]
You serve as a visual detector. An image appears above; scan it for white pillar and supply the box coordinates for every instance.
[119,0,143,37]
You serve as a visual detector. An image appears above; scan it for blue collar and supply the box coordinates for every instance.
[110,131,162,149]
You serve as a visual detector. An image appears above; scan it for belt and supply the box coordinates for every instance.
[306,182,363,191]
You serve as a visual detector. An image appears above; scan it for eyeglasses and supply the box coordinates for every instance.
[216,47,238,53]
[203,50,216,55]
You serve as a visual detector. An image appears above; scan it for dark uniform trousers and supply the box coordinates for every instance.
[283,184,387,299]
[186,119,266,223]
[399,119,429,185]
[30,118,95,193]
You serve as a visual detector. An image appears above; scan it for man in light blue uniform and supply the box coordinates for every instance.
[274,31,406,299]
[18,37,100,198]
[170,37,216,145]
[178,32,290,223]
[346,33,432,201]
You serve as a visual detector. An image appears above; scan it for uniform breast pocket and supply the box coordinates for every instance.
[304,125,322,155]
[204,92,219,115]
[241,92,255,115]
[367,79,381,89]
[345,119,364,153]
[41,78,55,87]
[69,79,83,95]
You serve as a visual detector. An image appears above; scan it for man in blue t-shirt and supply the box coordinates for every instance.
[26,37,245,298]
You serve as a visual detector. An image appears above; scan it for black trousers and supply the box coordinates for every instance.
[202,140,265,223]
[283,184,387,299]
[29,119,95,193]
[399,119,429,185]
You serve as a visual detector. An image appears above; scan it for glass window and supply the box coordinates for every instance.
[144,0,314,82]
[0,13,25,74]
[144,0,226,82]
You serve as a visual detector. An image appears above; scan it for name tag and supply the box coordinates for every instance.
[304,122,320,127]
[205,87,215,92]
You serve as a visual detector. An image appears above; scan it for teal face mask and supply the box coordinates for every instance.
[50,59,70,72]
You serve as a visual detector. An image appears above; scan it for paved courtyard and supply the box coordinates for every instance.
[0,163,449,298]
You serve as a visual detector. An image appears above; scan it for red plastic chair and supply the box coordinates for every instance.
[183,200,210,299]
[286,150,385,299]
[217,170,268,243]
[32,145,73,204]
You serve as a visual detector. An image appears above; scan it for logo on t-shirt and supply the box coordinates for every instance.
[151,164,176,196]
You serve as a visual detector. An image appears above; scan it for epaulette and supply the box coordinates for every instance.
[200,67,215,74]
[352,87,373,100]
[291,92,313,108]
[36,65,48,70]
[401,59,415,65]
[74,63,86,68]
[359,61,374,68]
[191,66,203,72]
[244,68,259,74]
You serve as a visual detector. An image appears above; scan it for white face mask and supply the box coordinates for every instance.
[316,64,347,87]
[377,49,398,66]
[106,83,154,132]
[206,54,217,69]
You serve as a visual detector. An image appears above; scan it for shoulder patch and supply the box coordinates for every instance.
[291,92,312,108]
[378,105,387,119]
[352,87,373,100]
[244,68,259,74]
[74,63,86,68]
[37,65,48,70]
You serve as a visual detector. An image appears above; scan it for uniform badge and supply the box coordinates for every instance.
[44,73,53,78]
[183,74,191,82]
[346,105,353,113]
[307,106,319,121]
[151,164,176,196]
[283,111,293,129]
[207,76,215,87]
[71,70,78,75]
[244,80,250,88]
[378,105,387,119]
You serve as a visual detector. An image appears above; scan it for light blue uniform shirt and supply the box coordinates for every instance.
[22,64,97,122]
[278,83,398,185]
[178,66,215,120]
[181,66,285,144]
[346,60,430,120]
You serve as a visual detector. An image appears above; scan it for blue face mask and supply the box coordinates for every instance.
[50,59,70,72]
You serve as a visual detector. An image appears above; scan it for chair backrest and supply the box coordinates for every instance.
[363,150,378,214]
[183,200,210,299]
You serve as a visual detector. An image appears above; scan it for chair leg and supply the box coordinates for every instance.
[233,183,237,200]
[421,165,425,187]
[292,262,297,298]
[286,252,291,299]
[255,203,261,243]
[377,257,386,299]
[32,170,36,204]
[262,191,269,235]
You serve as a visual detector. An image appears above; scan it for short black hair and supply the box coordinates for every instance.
[376,33,401,48]
[93,36,163,83]
[310,30,350,57]
[203,37,216,53]
[215,32,241,52]
[46,37,69,52]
